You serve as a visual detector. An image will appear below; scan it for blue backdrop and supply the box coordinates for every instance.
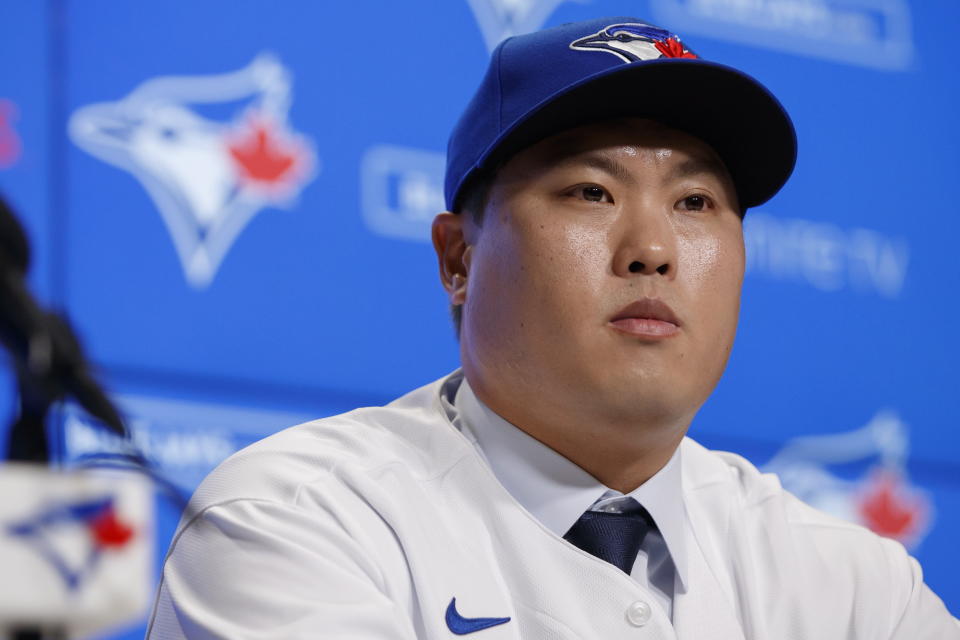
[1,1,957,637]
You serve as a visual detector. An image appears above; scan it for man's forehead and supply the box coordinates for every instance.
[508,118,731,180]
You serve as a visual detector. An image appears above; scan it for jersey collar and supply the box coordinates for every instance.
[451,374,689,591]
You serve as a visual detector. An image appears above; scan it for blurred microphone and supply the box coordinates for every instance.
[0,195,152,639]
[0,189,29,275]
[0,195,125,463]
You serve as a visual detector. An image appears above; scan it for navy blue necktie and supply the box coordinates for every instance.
[563,502,656,574]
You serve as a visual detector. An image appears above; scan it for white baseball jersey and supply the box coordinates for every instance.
[147,372,958,639]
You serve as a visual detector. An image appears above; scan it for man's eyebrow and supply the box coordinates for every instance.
[667,156,730,183]
[571,153,637,184]
[545,149,732,190]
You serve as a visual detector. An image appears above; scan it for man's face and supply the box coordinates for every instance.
[458,118,745,430]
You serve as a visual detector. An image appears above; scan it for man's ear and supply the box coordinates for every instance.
[432,212,472,306]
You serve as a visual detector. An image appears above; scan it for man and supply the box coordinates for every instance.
[148,17,957,639]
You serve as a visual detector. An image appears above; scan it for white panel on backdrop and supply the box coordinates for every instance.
[62,398,314,493]
[360,145,445,242]
[745,212,909,297]
[68,54,318,289]
[651,0,914,70]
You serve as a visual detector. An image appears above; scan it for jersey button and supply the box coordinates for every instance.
[625,600,652,627]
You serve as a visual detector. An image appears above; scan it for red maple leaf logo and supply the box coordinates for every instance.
[654,37,697,59]
[89,506,135,548]
[227,116,308,189]
[857,470,927,542]
[0,98,22,169]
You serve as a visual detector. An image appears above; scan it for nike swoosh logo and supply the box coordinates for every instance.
[445,597,511,635]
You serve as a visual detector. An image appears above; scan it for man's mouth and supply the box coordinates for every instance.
[609,298,681,339]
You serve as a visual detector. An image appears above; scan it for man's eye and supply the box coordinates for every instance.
[679,194,709,211]
[578,185,610,202]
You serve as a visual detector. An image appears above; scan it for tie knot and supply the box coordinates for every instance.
[563,504,656,574]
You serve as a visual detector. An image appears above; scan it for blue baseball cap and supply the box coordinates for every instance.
[445,17,796,212]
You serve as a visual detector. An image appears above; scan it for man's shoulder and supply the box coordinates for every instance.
[684,437,919,588]
[684,437,892,538]
[683,439,959,635]
[186,375,471,511]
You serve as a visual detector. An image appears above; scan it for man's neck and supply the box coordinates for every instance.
[467,376,691,493]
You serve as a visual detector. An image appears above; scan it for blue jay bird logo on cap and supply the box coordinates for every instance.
[570,23,698,63]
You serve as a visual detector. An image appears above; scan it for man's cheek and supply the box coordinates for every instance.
[557,227,609,286]
[688,231,743,285]
[677,232,721,281]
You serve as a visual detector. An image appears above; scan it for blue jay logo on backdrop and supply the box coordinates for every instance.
[763,410,933,550]
[569,22,698,62]
[6,495,136,591]
[650,0,914,70]
[466,0,578,51]
[69,54,318,288]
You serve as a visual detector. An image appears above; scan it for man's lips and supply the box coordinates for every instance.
[609,298,681,338]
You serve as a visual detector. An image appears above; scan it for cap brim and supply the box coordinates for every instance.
[474,59,796,210]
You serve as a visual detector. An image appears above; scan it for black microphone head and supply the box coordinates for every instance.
[0,192,30,275]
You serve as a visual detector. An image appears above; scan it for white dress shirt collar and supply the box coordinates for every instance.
[453,375,689,591]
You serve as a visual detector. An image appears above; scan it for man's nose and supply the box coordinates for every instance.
[611,201,677,279]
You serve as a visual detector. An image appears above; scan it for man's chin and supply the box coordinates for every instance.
[581,381,700,429]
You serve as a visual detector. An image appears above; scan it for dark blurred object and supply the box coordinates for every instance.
[0,191,29,275]
[0,194,126,463]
